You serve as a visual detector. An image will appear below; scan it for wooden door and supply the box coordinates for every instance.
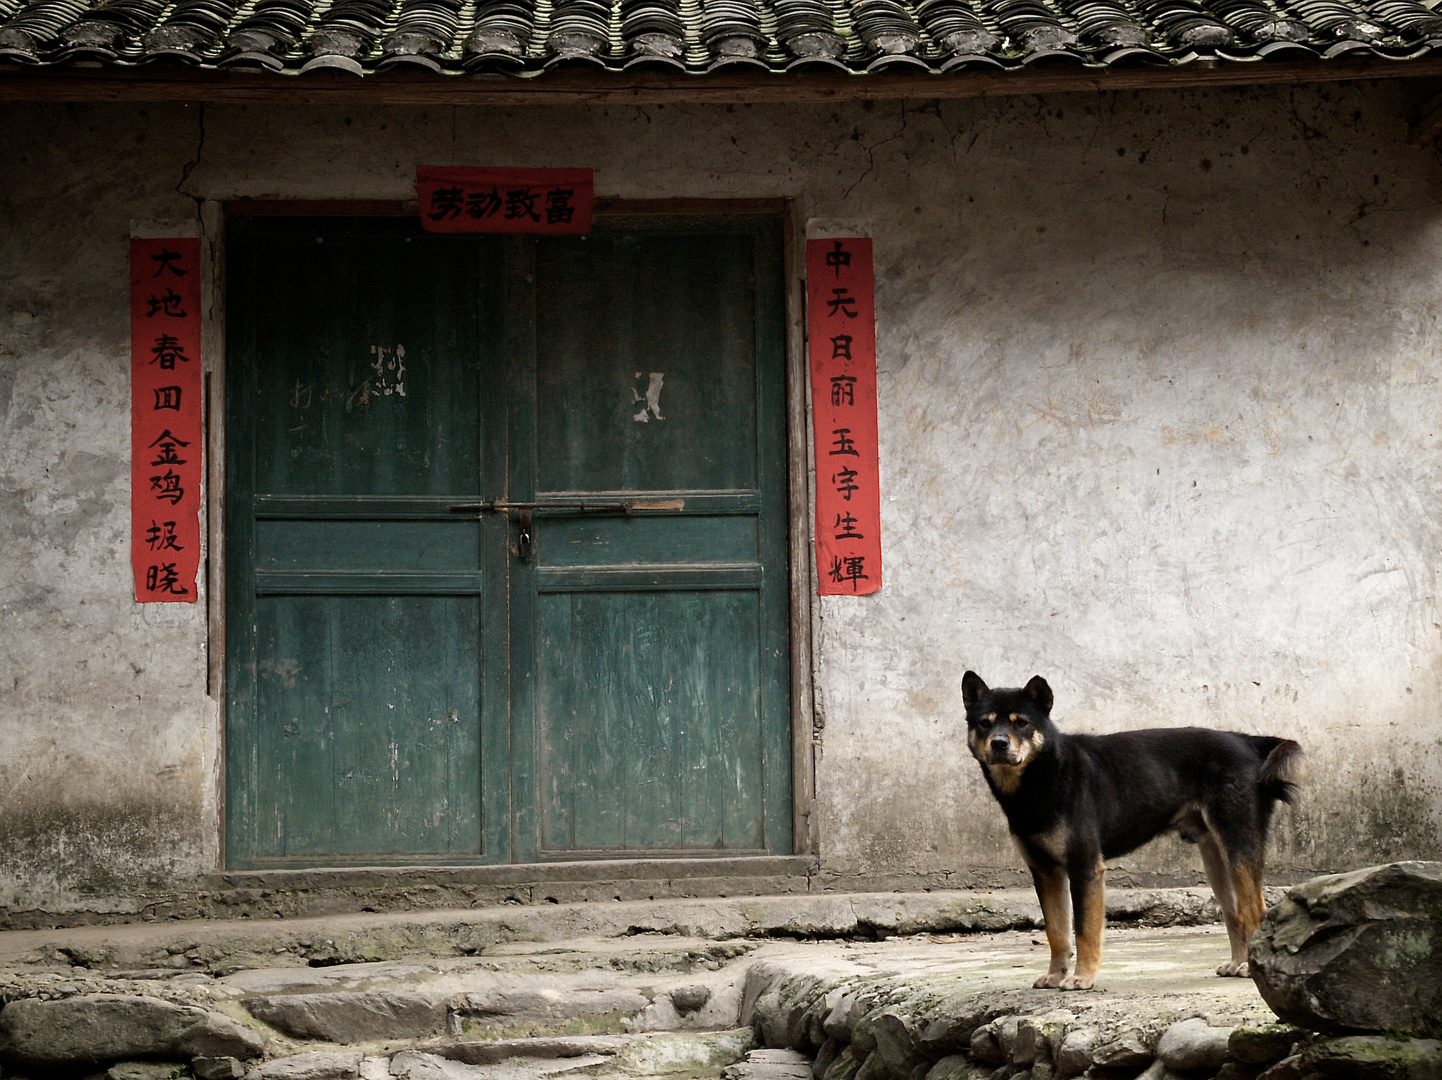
[226,212,789,868]
[515,217,792,859]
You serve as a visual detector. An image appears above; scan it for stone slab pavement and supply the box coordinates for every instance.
[0,893,1297,1080]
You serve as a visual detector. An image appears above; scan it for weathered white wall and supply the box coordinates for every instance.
[2,83,1440,912]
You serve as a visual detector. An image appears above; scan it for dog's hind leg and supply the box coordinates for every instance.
[1062,855,1104,990]
[1198,831,1249,976]
[1029,863,1073,988]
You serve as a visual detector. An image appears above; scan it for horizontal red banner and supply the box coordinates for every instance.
[417,167,594,234]
[131,237,203,603]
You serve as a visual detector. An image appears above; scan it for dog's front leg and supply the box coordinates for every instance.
[1029,864,1073,988]
[1061,855,1105,990]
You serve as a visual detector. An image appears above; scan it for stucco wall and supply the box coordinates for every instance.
[2,83,1440,913]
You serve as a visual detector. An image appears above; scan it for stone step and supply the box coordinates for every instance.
[84,1030,763,1080]
[0,887,1242,976]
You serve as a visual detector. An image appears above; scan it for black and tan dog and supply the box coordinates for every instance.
[962,671,1305,990]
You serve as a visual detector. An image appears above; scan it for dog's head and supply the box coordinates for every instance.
[961,671,1055,794]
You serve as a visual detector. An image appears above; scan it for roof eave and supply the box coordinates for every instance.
[4,56,1442,106]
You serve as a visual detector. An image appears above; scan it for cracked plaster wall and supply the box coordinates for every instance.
[1,84,1440,911]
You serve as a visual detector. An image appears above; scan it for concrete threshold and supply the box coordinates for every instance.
[4,857,1289,932]
[0,857,821,931]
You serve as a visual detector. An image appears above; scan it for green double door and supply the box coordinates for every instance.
[225,213,791,868]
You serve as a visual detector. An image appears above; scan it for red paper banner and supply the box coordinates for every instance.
[416,167,594,233]
[131,238,203,603]
[808,238,882,596]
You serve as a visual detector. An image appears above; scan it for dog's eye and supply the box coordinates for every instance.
[1016,719,1032,732]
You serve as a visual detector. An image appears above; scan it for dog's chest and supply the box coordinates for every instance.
[1021,821,1071,863]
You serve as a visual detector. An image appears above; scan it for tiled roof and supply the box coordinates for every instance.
[1,0,1441,77]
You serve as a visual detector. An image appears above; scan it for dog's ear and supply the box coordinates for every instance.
[1024,676,1053,714]
[962,671,988,709]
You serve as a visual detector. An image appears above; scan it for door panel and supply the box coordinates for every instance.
[538,590,763,853]
[227,218,500,868]
[534,232,759,493]
[253,595,482,857]
[526,216,791,858]
[247,227,484,498]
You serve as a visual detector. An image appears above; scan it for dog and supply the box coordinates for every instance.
[961,671,1305,990]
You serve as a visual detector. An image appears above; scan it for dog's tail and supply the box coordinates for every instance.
[1253,737,1307,805]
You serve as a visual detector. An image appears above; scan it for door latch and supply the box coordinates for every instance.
[517,507,534,562]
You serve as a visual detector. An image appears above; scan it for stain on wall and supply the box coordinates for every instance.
[1,84,1440,912]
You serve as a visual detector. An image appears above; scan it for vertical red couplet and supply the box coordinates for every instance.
[131,238,203,603]
[808,238,882,596]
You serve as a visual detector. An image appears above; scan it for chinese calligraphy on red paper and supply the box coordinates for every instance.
[131,238,202,603]
[808,238,882,596]
[416,167,594,234]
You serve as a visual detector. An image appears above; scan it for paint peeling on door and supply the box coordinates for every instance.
[371,345,407,397]
[632,372,664,422]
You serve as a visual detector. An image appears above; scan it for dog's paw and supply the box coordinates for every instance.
[1033,971,1068,989]
[1059,974,1095,991]
[1216,960,1250,978]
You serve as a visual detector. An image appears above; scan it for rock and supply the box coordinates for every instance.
[751,978,816,1050]
[969,1017,1012,1067]
[1090,1028,1153,1069]
[0,994,264,1066]
[813,1038,841,1080]
[1015,1011,1074,1067]
[823,996,865,1042]
[803,994,837,1048]
[1299,1036,1442,1080]
[924,1054,989,1080]
[1257,1055,1306,1080]
[1155,1018,1232,1071]
[244,991,448,1043]
[194,1060,248,1080]
[1249,861,1442,1035]
[969,1015,1003,1067]
[824,1046,862,1080]
[850,1008,887,1055]
[1230,1024,1309,1067]
[257,1053,364,1080]
[389,1052,479,1079]
[870,1011,926,1080]
[854,1051,886,1080]
[1133,1062,1187,1080]
[106,1064,186,1080]
[918,1003,990,1056]
[617,1030,759,1076]
[1213,1066,1257,1080]
[1055,1027,1100,1078]
[673,986,711,1015]
[414,1035,623,1065]
[724,1048,813,1080]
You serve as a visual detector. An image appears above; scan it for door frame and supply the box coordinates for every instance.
[210,197,817,868]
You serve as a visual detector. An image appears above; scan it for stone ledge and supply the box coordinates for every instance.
[0,888,1253,975]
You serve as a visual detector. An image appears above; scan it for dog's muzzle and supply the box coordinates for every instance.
[988,736,1017,764]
